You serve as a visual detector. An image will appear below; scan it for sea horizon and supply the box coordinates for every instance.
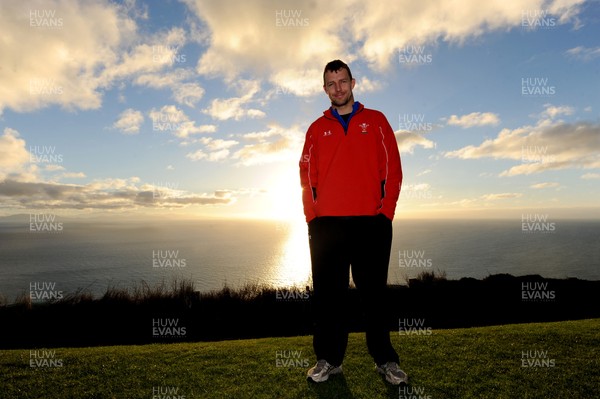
[1,217,599,303]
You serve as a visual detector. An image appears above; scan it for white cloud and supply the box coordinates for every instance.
[395,131,436,154]
[184,0,348,80]
[113,108,144,134]
[0,2,193,115]
[232,124,305,166]
[134,69,194,88]
[149,105,214,138]
[186,137,239,162]
[186,149,207,161]
[172,82,205,107]
[0,178,233,210]
[355,77,383,94]
[57,172,86,180]
[134,70,205,108]
[269,68,323,97]
[538,104,575,120]
[0,128,40,182]
[100,27,187,83]
[445,109,600,176]
[581,173,600,180]
[203,98,266,121]
[44,164,65,172]
[202,80,265,121]
[447,112,500,128]
[530,182,560,189]
[565,46,600,61]
[0,1,138,114]
[481,193,523,200]
[182,0,584,85]
[0,130,203,211]
[200,137,239,151]
[400,183,437,202]
[0,128,30,173]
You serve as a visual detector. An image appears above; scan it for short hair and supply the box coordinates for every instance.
[323,60,353,86]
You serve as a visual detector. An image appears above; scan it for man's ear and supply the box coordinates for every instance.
[351,79,356,90]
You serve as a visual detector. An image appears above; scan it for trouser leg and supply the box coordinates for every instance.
[308,217,350,366]
[349,216,399,365]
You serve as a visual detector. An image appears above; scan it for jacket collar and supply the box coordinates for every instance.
[323,101,363,122]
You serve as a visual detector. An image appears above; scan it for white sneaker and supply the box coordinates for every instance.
[376,362,408,385]
[306,359,343,382]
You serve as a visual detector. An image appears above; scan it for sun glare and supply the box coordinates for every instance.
[272,217,312,287]
[268,166,304,221]
[262,165,312,286]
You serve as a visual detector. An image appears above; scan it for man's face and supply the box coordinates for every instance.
[323,69,355,109]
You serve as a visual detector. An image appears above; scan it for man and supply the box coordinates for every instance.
[299,60,407,385]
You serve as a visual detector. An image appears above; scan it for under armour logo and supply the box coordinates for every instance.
[323,130,332,137]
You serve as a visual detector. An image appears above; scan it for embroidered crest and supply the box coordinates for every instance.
[359,123,369,134]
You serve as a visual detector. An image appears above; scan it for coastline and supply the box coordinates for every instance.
[1,272,599,349]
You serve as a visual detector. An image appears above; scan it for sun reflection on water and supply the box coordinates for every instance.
[272,218,312,288]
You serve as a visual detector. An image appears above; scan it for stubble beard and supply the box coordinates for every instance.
[331,91,354,109]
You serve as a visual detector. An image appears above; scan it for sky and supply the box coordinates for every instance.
[0,0,599,222]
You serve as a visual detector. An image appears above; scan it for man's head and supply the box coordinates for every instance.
[323,60,353,86]
[323,60,355,111]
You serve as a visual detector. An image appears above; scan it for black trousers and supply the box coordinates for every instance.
[308,215,400,367]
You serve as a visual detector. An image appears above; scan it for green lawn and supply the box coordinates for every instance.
[2,319,599,399]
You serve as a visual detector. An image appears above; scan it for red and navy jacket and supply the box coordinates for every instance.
[299,102,402,223]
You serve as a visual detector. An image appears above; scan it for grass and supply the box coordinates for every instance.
[1,319,599,398]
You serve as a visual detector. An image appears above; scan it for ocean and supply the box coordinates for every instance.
[1,218,599,302]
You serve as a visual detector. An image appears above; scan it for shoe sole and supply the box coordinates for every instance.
[376,367,408,385]
[307,367,343,383]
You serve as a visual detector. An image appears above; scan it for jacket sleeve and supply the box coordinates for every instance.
[378,115,402,220]
[299,125,318,222]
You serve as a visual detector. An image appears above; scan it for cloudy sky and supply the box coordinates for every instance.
[1,0,599,221]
